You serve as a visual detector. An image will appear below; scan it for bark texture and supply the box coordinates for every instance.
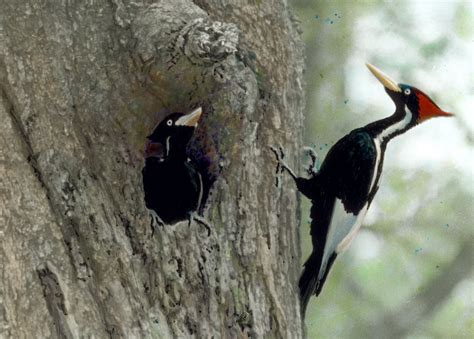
[0,0,305,338]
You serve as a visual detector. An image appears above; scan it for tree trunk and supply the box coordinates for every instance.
[0,1,305,338]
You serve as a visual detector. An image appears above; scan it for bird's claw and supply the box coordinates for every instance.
[188,213,212,236]
[303,146,319,176]
[149,210,165,237]
[270,145,284,187]
[270,145,297,187]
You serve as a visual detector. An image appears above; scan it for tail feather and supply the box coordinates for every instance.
[298,251,322,317]
[315,252,337,296]
[299,251,338,318]
[299,262,318,317]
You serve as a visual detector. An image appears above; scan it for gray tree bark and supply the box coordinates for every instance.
[0,1,305,338]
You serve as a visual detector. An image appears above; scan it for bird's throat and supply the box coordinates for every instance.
[366,107,414,144]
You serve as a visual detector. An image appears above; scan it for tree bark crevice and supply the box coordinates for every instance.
[37,263,73,339]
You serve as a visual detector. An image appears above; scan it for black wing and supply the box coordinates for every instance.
[319,129,378,213]
[299,130,377,314]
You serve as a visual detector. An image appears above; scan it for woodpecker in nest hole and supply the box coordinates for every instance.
[143,107,211,235]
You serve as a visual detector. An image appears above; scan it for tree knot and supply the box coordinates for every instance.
[177,18,240,65]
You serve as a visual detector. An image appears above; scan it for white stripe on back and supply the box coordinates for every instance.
[369,138,381,192]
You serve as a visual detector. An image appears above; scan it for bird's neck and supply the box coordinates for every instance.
[162,136,189,162]
[365,106,414,144]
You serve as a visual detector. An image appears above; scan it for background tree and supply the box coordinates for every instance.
[292,0,473,337]
[0,0,305,337]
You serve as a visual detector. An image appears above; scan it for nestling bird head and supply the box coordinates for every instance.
[145,107,202,159]
[366,63,453,125]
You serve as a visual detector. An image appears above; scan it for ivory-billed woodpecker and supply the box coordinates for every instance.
[142,107,207,228]
[273,64,453,316]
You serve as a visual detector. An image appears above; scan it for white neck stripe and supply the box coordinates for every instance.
[166,136,171,156]
[378,108,412,142]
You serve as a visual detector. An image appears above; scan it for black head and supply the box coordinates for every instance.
[145,107,202,159]
[366,63,453,124]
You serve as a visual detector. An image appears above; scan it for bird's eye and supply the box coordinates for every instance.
[404,88,411,95]
[166,119,173,126]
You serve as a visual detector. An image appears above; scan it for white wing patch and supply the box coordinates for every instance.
[336,204,368,253]
[318,199,368,281]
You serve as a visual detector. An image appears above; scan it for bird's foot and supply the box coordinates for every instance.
[270,145,297,187]
[188,212,212,236]
[303,146,319,176]
[149,210,165,237]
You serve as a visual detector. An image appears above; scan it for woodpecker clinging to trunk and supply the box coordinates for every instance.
[272,63,453,317]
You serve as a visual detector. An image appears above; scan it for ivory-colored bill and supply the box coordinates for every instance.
[175,107,202,127]
[366,63,401,92]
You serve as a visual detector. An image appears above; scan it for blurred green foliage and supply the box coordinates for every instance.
[291,1,473,338]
